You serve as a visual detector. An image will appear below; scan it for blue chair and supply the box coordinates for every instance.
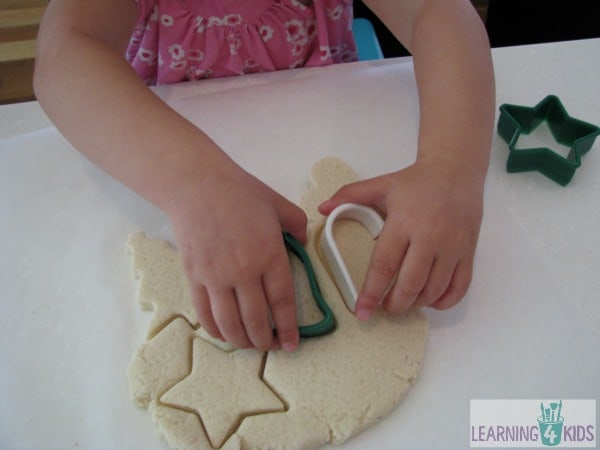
[352,18,384,61]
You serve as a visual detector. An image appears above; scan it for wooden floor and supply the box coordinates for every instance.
[472,0,489,22]
[0,0,46,103]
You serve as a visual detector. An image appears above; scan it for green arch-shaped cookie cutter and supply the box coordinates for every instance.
[283,232,336,338]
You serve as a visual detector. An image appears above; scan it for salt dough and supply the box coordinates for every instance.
[127,157,428,450]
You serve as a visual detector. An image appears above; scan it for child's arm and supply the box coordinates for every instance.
[320,0,495,319]
[34,0,305,351]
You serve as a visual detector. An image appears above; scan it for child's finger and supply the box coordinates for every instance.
[382,242,434,314]
[412,256,455,308]
[355,226,408,321]
[262,256,299,352]
[431,260,473,310]
[318,178,385,216]
[276,196,308,244]
[210,286,252,349]
[236,282,278,351]
[192,284,224,340]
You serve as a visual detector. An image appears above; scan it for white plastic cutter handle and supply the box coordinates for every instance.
[320,203,384,312]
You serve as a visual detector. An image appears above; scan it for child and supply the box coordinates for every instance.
[34,0,495,353]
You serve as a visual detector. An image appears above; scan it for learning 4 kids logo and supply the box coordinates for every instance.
[470,399,596,447]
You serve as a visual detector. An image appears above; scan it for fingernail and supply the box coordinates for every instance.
[282,341,298,352]
[356,307,373,322]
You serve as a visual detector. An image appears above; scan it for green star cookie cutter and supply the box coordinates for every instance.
[283,232,336,338]
[497,95,600,186]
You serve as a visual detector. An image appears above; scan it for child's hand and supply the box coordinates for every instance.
[166,162,307,351]
[318,159,484,320]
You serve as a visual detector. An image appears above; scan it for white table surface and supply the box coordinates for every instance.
[1,39,599,450]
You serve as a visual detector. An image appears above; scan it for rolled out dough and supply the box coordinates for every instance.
[127,157,428,449]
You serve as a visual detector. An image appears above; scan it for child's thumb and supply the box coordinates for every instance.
[318,180,381,216]
[276,197,308,244]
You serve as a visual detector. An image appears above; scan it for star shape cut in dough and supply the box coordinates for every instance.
[497,95,600,186]
[160,337,286,448]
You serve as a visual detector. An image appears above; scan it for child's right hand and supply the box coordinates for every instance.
[165,161,307,352]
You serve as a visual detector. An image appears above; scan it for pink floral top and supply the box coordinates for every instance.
[126,0,358,85]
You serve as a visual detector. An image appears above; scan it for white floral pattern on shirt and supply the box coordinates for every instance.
[260,25,274,42]
[327,5,343,20]
[127,0,357,84]
[160,14,173,27]
[168,44,185,61]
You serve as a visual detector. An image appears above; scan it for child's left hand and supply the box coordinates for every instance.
[318,158,485,320]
